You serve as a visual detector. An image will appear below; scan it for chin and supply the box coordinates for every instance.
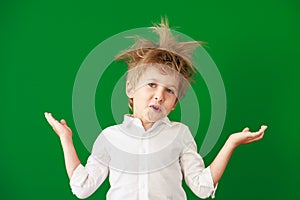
[147,112,165,122]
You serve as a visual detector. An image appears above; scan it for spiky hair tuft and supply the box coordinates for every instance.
[115,17,205,81]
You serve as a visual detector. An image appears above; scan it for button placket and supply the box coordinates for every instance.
[138,138,149,199]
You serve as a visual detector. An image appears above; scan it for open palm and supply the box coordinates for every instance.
[44,112,72,139]
[230,125,268,147]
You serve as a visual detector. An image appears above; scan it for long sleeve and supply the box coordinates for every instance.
[180,140,217,199]
[70,134,110,199]
[69,155,109,199]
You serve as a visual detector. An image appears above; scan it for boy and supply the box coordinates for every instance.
[45,19,267,199]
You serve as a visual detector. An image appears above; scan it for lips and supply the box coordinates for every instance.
[149,104,161,112]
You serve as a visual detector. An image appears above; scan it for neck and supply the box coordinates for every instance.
[132,113,155,131]
[142,121,154,131]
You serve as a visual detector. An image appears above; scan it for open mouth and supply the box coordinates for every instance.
[150,105,161,112]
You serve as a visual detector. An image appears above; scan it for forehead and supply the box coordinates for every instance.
[138,65,180,87]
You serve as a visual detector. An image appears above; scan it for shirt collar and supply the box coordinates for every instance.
[120,114,173,138]
[123,114,173,129]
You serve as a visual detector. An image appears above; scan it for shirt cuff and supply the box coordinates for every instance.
[206,166,218,198]
[70,164,88,187]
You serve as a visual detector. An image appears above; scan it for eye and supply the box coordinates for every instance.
[148,83,156,88]
[166,88,174,94]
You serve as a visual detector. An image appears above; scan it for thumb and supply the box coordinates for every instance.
[60,119,67,126]
[259,125,268,132]
[242,127,250,132]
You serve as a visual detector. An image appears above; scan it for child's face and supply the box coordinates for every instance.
[126,65,179,127]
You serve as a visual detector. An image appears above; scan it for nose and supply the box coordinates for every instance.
[154,87,165,102]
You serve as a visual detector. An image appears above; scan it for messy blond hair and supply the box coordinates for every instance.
[115,18,204,110]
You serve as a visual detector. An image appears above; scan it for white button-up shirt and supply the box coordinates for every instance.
[70,115,217,199]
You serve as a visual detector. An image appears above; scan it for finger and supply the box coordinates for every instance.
[45,112,55,127]
[242,131,261,141]
[49,113,60,124]
[242,127,250,132]
[254,126,267,137]
[257,132,265,139]
[47,113,58,125]
[61,119,71,130]
[60,119,66,125]
[47,113,63,128]
[253,130,264,137]
[259,125,268,132]
[248,132,265,143]
[44,112,50,119]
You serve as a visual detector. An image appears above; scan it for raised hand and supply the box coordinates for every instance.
[44,112,72,140]
[209,125,268,185]
[229,125,268,147]
[44,112,81,178]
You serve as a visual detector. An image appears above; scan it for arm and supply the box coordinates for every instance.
[209,125,268,186]
[45,112,81,179]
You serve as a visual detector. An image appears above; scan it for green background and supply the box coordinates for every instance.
[1,0,299,199]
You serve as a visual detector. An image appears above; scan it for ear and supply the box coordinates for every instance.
[126,81,134,98]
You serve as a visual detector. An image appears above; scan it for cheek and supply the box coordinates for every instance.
[139,89,154,100]
[136,92,150,101]
[133,90,151,106]
[165,97,177,108]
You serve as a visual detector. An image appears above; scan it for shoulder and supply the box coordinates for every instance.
[91,124,122,153]
[168,121,195,142]
[168,121,190,132]
[93,124,122,144]
[101,124,122,135]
